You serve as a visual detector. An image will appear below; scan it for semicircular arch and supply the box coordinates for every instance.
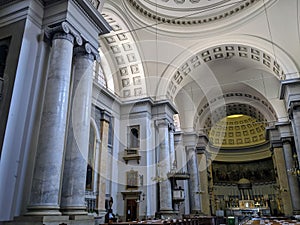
[156,35,299,101]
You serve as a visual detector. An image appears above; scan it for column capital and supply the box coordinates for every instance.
[271,141,283,149]
[74,42,100,62]
[196,147,206,155]
[288,101,300,119]
[100,110,111,123]
[45,21,83,46]
[281,137,293,145]
[155,118,170,128]
[168,123,175,132]
[186,145,196,153]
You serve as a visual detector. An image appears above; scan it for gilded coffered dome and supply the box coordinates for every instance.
[209,115,267,148]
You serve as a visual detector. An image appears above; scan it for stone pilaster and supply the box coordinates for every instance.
[95,110,111,216]
[27,22,81,216]
[187,147,201,214]
[282,139,300,215]
[156,119,173,213]
[280,79,300,163]
[289,102,300,164]
[60,42,98,215]
[272,146,293,216]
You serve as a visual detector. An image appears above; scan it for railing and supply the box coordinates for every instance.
[167,169,190,180]
[85,190,97,214]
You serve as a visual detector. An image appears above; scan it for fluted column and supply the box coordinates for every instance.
[187,147,201,214]
[282,139,300,214]
[95,110,111,216]
[60,43,98,215]
[156,119,173,212]
[272,146,293,216]
[27,22,82,215]
[289,102,300,163]
[169,123,176,171]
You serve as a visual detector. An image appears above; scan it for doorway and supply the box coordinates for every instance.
[126,199,138,221]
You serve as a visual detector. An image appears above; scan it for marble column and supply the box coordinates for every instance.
[169,123,176,171]
[156,119,173,212]
[289,102,300,163]
[187,147,201,214]
[60,43,98,215]
[282,139,300,214]
[27,22,82,215]
[95,110,111,216]
[207,155,215,215]
[197,149,210,215]
[272,147,293,216]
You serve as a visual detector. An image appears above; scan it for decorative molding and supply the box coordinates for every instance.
[127,0,260,26]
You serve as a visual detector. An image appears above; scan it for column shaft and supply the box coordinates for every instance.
[96,113,110,215]
[273,147,293,216]
[60,45,94,215]
[27,32,75,215]
[157,119,173,212]
[197,151,209,215]
[282,141,300,214]
[187,147,201,214]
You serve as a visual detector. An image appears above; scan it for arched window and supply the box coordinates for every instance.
[128,126,139,149]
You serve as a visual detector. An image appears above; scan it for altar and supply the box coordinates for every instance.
[224,179,271,217]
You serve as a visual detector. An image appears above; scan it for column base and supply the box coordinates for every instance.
[94,209,106,224]
[26,206,61,216]
[156,210,180,219]
[60,206,88,215]
[191,209,204,215]
[294,214,300,220]
[2,215,95,225]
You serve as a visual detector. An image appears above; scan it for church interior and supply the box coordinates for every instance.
[0,0,300,225]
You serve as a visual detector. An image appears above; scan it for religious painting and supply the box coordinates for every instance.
[212,158,276,184]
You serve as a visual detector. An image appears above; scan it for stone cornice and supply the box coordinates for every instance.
[279,78,300,99]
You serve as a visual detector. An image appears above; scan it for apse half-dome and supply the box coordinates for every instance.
[209,114,267,148]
